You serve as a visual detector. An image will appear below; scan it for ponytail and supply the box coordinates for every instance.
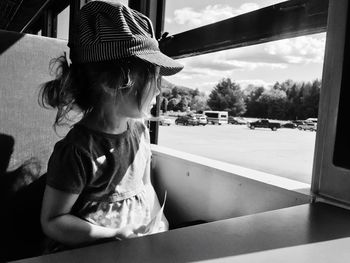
[39,54,77,129]
[39,54,158,130]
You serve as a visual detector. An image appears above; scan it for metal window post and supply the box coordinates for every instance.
[42,9,57,37]
[129,0,166,144]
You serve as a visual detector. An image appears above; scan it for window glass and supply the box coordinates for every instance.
[164,0,286,35]
[57,7,69,40]
[158,33,326,184]
[118,0,129,6]
[105,0,129,5]
[206,113,218,118]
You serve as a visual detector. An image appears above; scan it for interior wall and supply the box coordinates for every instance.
[151,145,311,227]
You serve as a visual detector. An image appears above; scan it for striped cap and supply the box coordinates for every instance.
[68,1,183,76]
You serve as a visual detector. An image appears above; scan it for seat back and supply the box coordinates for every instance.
[0,30,69,173]
[0,30,69,261]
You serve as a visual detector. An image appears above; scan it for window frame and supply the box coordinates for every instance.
[145,0,350,207]
[311,0,350,206]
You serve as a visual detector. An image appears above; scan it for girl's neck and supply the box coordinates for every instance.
[80,109,129,135]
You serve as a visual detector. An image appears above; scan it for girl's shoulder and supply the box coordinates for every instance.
[55,120,149,153]
[54,125,94,153]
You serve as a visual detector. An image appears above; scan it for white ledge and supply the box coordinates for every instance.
[151,144,310,195]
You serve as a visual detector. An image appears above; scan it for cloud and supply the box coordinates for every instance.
[165,18,173,24]
[263,36,326,64]
[225,49,290,64]
[187,58,242,71]
[236,79,274,89]
[223,34,326,65]
[164,72,218,94]
[196,81,219,95]
[181,49,287,75]
[174,62,207,77]
[171,3,260,29]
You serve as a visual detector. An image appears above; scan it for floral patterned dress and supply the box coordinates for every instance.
[45,120,165,252]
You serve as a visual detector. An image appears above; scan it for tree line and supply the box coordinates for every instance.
[160,77,321,120]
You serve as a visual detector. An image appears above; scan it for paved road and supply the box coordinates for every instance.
[158,123,316,184]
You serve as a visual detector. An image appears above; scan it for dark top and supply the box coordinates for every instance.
[45,119,155,252]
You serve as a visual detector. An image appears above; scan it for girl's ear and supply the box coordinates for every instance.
[119,68,135,90]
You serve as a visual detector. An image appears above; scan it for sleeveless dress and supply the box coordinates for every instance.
[45,120,163,252]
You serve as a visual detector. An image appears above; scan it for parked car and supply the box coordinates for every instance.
[228,116,247,125]
[159,116,172,126]
[195,114,208,126]
[175,115,199,126]
[298,122,317,131]
[305,118,318,124]
[281,122,297,129]
[247,119,281,131]
[292,120,305,127]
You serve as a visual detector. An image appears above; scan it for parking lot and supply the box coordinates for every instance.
[158,122,316,184]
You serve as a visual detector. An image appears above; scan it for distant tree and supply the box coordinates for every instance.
[161,89,171,98]
[176,97,189,112]
[161,97,168,113]
[171,86,180,97]
[167,98,178,111]
[244,85,266,118]
[280,79,294,92]
[207,78,246,116]
[285,83,300,120]
[272,81,282,90]
[190,95,208,112]
[300,79,321,118]
[189,88,200,97]
[161,77,320,118]
[258,88,287,119]
[159,79,209,112]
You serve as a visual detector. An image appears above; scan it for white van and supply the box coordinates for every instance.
[203,111,228,125]
[194,114,208,126]
[305,118,318,124]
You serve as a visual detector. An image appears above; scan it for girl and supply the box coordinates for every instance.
[39,1,183,252]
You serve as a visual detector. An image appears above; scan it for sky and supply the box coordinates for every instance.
[56,0,326,94]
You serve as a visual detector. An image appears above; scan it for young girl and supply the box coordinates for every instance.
[39,1,183,252]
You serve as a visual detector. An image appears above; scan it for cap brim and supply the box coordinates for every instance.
[136,51,184,76]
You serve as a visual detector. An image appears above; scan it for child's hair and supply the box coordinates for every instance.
[39,54,158,129]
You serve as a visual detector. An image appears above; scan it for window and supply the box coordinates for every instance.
[164,0,286,35]
[157,1,327,184]
[205,113,219,118]
[118,0,129,6]
[57,7,69,40]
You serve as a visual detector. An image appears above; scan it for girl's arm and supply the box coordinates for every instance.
[41,185,136,247]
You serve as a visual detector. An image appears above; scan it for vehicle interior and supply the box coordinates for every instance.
[1,0,350,262]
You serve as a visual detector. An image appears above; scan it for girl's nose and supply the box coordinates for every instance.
[154,87,160,97]
[151,96,157,106]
